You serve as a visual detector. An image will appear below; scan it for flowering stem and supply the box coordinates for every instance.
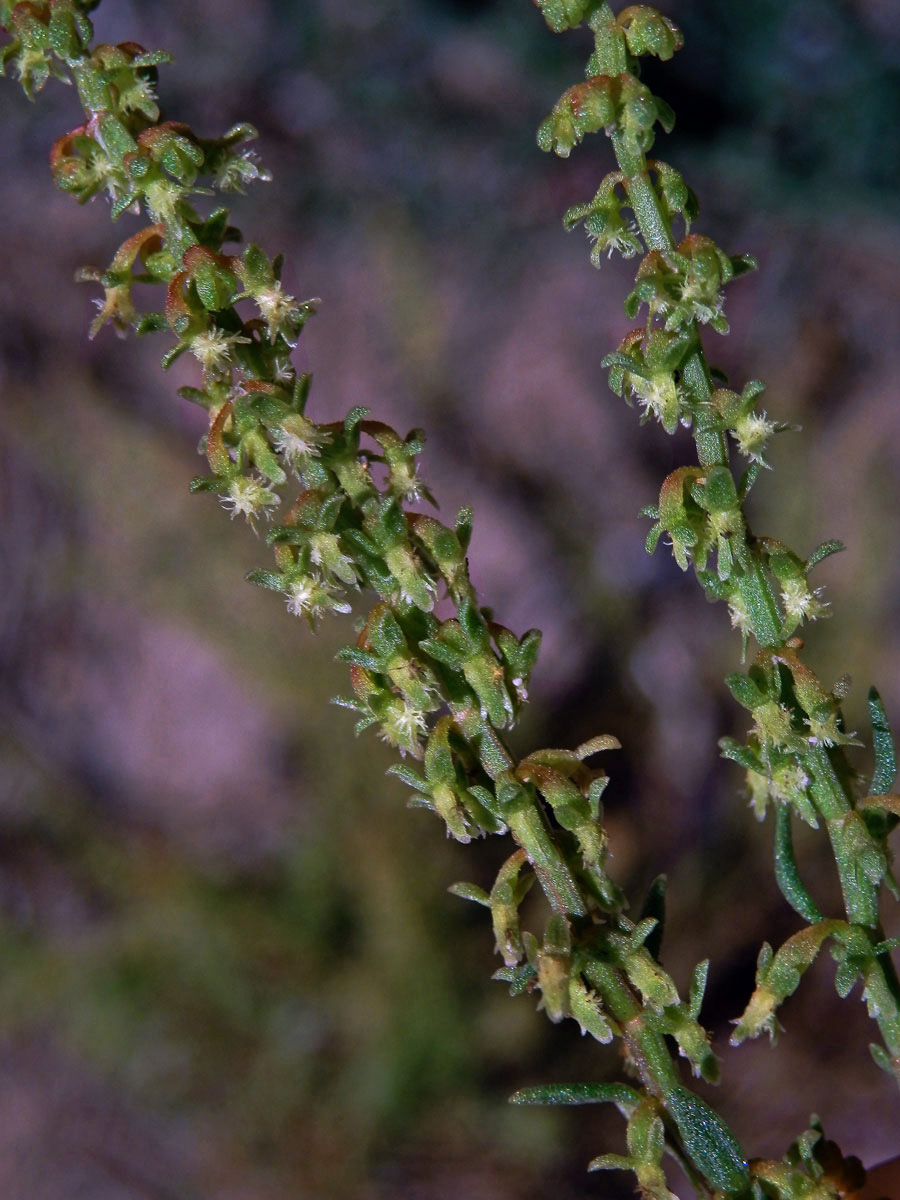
[622,115,900,1057]
[561,0,900,1070]
[3,0,899,1192]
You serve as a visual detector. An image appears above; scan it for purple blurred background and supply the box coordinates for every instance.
[1,1,900,1196]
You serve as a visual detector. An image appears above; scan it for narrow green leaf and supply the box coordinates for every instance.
[638,875,666,960]
[869,1043,897,1078]
[688,960,709,1022]
[188,475,224,494]
[501,783,585,917]
[737,462,761,501]
[806,539,845,570]
[730,253,758,277]
[245,569,285,592]
[666,1088,750,1195]
[867,687,897,796]
[718,737,763,773]
[454,506,474,552]
[587,1154,633,1173]
[387,763,427,791]
[576,734,621,759]
[725,673,765,711]
[773,804,823,923]
[135,312,168,334]
[448,881,490,906]
[510,1082,641,1110]
[492,961,536,996]
[405,795,434,812]
[336,647,381,670]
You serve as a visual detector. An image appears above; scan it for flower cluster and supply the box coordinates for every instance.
[3,11,718,1144]
[532,0,900,1192]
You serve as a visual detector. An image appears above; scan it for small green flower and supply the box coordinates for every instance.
[564,173,643,264]
[189,326,252,376]
[219,475,280,524]
[732,411,777,464]
[283,575,352,627]
[271,415,330,473]
[780,577,827,625]
[752,701,796,751]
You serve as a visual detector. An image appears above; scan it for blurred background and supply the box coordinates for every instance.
[2,1,900,1196]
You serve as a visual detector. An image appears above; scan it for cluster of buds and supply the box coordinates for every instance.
[232,242,316,347]
[534,0,681,63]
[564,171,642,263]
[720,646,895,931]
[6,23,676,1136]
[708,381,783,467]
[0,0,94,98]
[3,3,555,807]
[731,920,856,1045]
[757,538,838,636]
[624,236,756,335]
[459,871,718,1080]
[605,328,692,432]
[538,70,673,160]
[724,646,861,765]
[642,464,748,581]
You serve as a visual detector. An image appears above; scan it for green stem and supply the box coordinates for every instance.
[582,959,681,1097]
[613,141,672,250]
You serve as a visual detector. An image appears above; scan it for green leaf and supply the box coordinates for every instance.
[587,1153,633,1173]
[730,253,758,277]
[867,687,897,796]
[701,465,738,513]
[718,737,763,773]
[135,312,168,334]
[492,961,536,996]
[454,506,474,553]
[160,343,188,370]
[731,922,847,1045]
[386,762,427,789]
[576,734,621,759]
[448,881,490,907]
[773,804,823,923]
[870,1042,898,1078]
[688,960,709,1022]
[666,1088,750,1195]
[737,462,761,501]
[654,95,676,134]
[619,9,683,61]
[245,569,285,593]
[638,875,666,960]
[645,523,663,554]
[725,673,765,711]
[188,475,226,494]
[806,539,845,570]
[833,950,860,999]
[132,50,174,69]
[510,1082,641,1111]
[531,0,597,34]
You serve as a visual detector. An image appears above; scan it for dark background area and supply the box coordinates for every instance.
[1,1,900,1196]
